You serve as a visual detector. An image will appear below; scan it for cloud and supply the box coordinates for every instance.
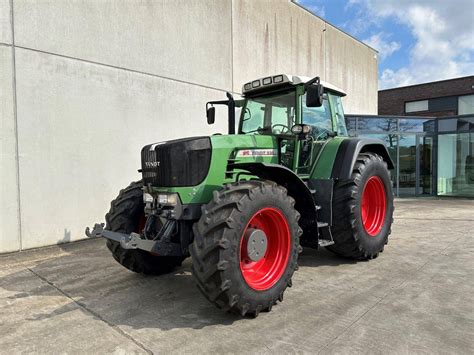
[354,0,474,89]
[363,33,401,61]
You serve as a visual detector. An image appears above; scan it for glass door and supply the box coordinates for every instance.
[417,135,433,195]
[398,135,417,196]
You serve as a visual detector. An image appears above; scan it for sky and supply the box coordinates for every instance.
[294,0,474,90]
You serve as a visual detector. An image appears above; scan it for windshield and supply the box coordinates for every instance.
[240,91,296,135]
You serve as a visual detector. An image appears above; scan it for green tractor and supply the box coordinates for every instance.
[86,74,394,317]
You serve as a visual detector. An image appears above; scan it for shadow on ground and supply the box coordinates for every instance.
[0,239,355,332]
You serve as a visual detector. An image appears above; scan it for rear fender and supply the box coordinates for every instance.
[331,138,394,180]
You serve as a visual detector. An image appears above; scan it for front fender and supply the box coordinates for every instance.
[233,162,318,227]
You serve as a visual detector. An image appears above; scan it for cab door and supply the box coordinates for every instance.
[297,93,334,175]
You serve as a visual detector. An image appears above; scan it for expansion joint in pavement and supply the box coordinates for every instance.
[26,267,154,355]
[316,234,465,354]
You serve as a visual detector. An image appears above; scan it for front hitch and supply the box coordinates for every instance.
[85,221,182,255]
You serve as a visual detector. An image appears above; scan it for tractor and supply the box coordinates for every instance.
[86,74,394,317]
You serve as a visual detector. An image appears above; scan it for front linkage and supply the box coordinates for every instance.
[85,220,182,255]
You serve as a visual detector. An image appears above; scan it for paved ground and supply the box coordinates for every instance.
[1,199,473,354]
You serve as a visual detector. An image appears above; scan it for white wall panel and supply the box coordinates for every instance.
[0,0,11,44]
[1,0,378,252]
[0,45,20,252]
[15,48,228,249]
[13,0,232,90]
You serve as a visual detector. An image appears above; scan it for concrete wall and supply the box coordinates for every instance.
[0,0,377,253]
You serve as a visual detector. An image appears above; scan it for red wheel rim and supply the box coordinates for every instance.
[240,207,291,291]
[361,176,387,236]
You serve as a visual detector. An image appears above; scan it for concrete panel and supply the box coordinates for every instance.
[0,45,20,252]
[14,48,229,250]
[232,0,325,92]
[0,0,11,44]
[325,24,378,114]
[13,0,232,90]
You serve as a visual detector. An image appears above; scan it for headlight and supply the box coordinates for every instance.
[157,193,179,206]
[143,193,154,203]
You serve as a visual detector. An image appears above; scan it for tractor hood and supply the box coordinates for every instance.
[142,134,279,204]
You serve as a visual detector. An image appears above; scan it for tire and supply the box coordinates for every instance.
[327,153,394,260]
[105,181,185,275]
[190,180,302,317]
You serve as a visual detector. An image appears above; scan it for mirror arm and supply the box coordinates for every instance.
[304,76,321,90]
[205,93,236,135]
[226,92,235,135]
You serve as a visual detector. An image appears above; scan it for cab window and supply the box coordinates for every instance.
[329,93,348,136]
[302,93,333,140]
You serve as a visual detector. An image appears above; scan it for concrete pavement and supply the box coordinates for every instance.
[0,198,473,354]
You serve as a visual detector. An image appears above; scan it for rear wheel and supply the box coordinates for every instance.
[105,181,185,275]
[190,180,302,316]
[327,153,394,260]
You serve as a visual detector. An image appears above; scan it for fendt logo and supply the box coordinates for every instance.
[145,161,160,168]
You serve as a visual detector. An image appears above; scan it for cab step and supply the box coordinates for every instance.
[318,239,335,247]
[317,221,335,247]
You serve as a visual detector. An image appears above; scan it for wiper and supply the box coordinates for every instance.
[245,126,272,134]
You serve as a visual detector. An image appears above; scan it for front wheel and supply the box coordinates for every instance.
[105,181,185,275]
[327,153,394,260]
[190,180,302,317]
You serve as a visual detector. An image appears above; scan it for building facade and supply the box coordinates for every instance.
[371,76,474,198]
[0,0,378,253]
[346,114,474,198]
[378,76,474,117]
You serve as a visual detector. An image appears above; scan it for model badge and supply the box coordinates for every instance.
[145,161,160,168]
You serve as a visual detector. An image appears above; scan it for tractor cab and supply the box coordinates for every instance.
[208,74,349,176]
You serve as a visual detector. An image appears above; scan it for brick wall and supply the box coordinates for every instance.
[378,76,474,116]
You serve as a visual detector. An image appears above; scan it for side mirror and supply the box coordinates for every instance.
[305,76,324,107]
[291,124,312,139]
[207,106,215,125]
[306,84,324,107]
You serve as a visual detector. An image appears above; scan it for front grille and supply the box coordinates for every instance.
[141,137,211,187]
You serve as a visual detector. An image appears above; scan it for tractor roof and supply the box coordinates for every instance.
[242,74,347,97]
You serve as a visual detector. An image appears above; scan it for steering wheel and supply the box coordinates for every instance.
[271,124,290,134]
[242,108,252,122]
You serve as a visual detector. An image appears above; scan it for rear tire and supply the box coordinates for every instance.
[105,181,185,275]
[190,180,302,317]
[327,153,394,260]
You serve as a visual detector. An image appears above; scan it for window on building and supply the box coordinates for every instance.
[405,100,428,113]
[345,117,357,136]
[458,94,474,115]
[399,118,434,133]
[358,117,397,132]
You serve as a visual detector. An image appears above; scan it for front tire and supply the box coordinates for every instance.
[105,181,185,275]
[327,153,394,260]
[190,180,302,317]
